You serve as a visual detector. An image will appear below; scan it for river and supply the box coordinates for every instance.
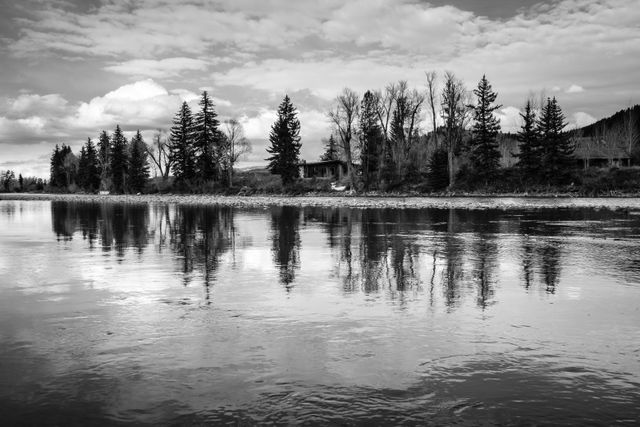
[1,200,639,425]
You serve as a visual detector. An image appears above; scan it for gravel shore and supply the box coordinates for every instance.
[2,192,640,210]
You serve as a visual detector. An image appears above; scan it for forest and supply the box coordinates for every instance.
[2,71,639,196]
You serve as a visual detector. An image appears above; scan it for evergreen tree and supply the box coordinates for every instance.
[85,137,100,191]
[360,90,384,190]
[50,144,74,189]
[129,130,150,193]
[266,95,302,185]
[77,145,89,190]
[18,174,23,191]
[194,91,222,181]
[169,101,197,185]
[515,100,539,178]
[427,147,449,191]
[97,130,111,190]
[470,75,502,181]
[110,125,129,193]
[320,134,339,161]
[537,97,574,183]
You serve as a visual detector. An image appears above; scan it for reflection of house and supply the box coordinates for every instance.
[299,160,347,180]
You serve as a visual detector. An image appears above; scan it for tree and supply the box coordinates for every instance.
[222,119,251,187]
[1,170,15,192]
[387,82,425,182]
[97,130,112,191]
[110,124,129,193]
[77,137,100,192]
[266,95,302,186]
[129,130,150,193]
[425,71,439,147]
[320,134,340,161]
[360,90,384,190]
[85,137,100,191]
[515,100,540,177]
[18,174,23,192]
[536,97,574,183]
[50,145,64,188]
[469,75,502,181]
[441,72,470,187]
[194,91,222,182]
[328,88,360,189]
[77,145,89,190]
[169,101,197,185]
[147,129,172,180]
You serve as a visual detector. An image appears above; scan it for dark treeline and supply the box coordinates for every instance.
[47,91,251,194]
[314,72,640,193]
[40,73,640,195]
[0,169,45,192]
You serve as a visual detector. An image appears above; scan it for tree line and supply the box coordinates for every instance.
[266,72,637,192]
[48,91,251,193]
[41,74,638,194]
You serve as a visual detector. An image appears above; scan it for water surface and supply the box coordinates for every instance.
[1,200,639,425]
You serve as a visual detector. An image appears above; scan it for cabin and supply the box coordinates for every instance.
[572,137,631,168]
[299,160,348,180]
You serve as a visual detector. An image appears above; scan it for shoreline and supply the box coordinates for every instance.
[2,192,640,210]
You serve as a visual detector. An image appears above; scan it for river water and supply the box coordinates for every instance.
[0,200,639,425]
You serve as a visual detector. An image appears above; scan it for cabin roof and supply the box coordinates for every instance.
[299,160,347,167]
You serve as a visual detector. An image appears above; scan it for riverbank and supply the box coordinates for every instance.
[3,192,640,210]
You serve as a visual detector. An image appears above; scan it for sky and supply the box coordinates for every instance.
[0,0,639,178]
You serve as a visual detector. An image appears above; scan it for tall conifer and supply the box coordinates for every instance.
[470,75,502,180]
[110,125,129,193]
[169,101,197,185]
[129,130,150,193]
[194,91,222,181]
[266,95,302,185]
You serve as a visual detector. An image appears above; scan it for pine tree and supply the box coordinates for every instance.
[18,174,23,192]
[77,138,100,192]
[169,101,197,185]
[194,91,222,182]
[360,90,384,190]
[515,100,539,179]
[97,130,111,190]
[470,75,502,181]
[110,125,129,193]
[129,130,150,193]
[266,95,302,185]
[85,137,100,191]
[320,134,339,161]
[77,145,89,190]
[537,97,574,183]
[50,144,74,189]
[427,147,449,190]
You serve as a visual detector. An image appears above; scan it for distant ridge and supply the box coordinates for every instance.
[579,105,640,137]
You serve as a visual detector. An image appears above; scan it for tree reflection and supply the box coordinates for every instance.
[50,202,235,299]
[270,206,301,291]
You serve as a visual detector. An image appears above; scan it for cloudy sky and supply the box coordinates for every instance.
[1,0,639,177]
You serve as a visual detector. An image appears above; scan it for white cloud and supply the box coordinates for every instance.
[213,57,425,100]
[496,106,523,133]
[105,57,211,78]
[566,84,585,94]
[69,79,185,130]
[572,112,597,128]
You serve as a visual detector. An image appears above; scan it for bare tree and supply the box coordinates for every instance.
[425,71,439,147]
[146,129,172,180]
[621,107,639,164]
[441,71,471,187]
[328,88,360,189]
[222,119,252,187]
